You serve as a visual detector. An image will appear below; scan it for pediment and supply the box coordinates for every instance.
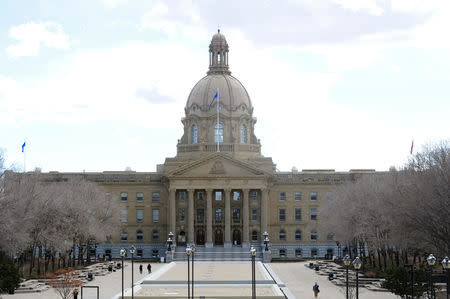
[166,153,268,178]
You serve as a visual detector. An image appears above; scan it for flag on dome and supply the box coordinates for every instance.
[209,91,218,108]
[22,141,26,152]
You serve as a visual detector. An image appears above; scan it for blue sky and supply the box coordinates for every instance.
[1,0,449,172]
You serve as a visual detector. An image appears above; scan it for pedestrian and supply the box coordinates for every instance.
[313,282,320,297]
[139,264,143,274]
[147,263,151,273]
[73,288,79,299]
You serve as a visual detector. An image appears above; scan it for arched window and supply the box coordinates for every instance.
[192,124,198,144]
[136,230,143,242]
[218,52,221,63]
[214,123,223,143]
[295,230,302,241]
[240,125,247,143]
[152,230,159,242]
[279,229,286,241]
[252,230,258,241]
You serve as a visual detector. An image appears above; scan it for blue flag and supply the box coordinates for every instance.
[209,91,218,108]
[22,141,26,152]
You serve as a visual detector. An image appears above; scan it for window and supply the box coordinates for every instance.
[311,231,318,241]
[279,249,286,257]
[310,208,317,221]
[192,124,198,144]
[295,230,302,241]
[233,208,240,222]
[136,209,144,223]
[152,230,159,242]
[136,230,143,242]
[279,209,286,222]
[215,191,222,201]
[152,192,160,202]
[152,209,159,223]
[250,191,258,201]
[295,249,302,257]
[120,210,128,223]
[294,192,302,201]
[136,192,144,202]
[279,192,286,201]
[179,191,186,201]
[240,124,247,143]
[251,209,258,222]
[233,191,240,201]
[197,191,204,201]
[252,230,258,241]
[311,248,318,257]
[215,208,222,222]
[137,249,143,257]
[279,229,286,241]
[214,123,223,143]
[196,209,204,223]
[121,231,128,242]
[121,192,128,202]
[310,192,318,201]
[327,233,334,241]
[179,208,185,222]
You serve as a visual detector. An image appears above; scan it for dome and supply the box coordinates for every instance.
[186,74,253,112]
[211,31,227,46]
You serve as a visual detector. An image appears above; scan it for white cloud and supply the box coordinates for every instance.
[6,22,73,57]
[329,0,384,15]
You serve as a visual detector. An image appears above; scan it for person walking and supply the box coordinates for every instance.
[139,264,143,274]
[313,282,320,297]
[73,288,79,299]
[147,263,151,273]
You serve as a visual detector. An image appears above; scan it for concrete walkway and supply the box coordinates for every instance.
[269,261,400,299]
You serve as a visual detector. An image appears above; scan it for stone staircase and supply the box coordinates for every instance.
[173,245,263,261]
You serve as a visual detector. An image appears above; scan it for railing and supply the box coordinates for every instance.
[177,143,261,154]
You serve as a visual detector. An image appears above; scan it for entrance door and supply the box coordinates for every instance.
[232,229,241,245]
[177,231,186,246]
[196,229,205,245]
[214,229,223,245]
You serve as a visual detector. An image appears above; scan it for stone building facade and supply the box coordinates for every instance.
[44,31,375,259]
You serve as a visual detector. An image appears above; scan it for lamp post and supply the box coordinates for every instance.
[186,246,191,299]
[119,248,126,299]
[167,232,174,252]
[352,256,362,299]
[442,256,450,299]
[251,246,256,299]
[263,231,269,252]
[129,245,136,299]
[191,245,195,299]
[427,254,437,299]
[343,254,351,299]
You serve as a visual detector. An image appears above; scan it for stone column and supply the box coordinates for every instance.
[261,189,268,240]
[206,189,213,248]
[224,189,231,248]
[188,189,195,244]
[169,189,176,237]
[242,189,250,248]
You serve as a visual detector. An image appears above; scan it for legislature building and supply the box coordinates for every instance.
[44,31,374,260]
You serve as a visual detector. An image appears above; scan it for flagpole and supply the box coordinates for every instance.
[217,89,220,152]
[23,141,26,172]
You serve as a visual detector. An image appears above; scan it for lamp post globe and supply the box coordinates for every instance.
[168,231,174,239]
[427,254,436,266]
[343,255,351,299]
[120,248,126,299]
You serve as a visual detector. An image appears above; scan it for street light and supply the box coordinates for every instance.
[427,254,437,299]
[263,231,270,252]
[186,247,191,299]
[167,232,174,252]
[251,246,256,299]
[129,245,136,299]
[119,248,126,299]
[352,256,362,299]
[442,256,450,299]
[191,245,195,299]
[343,255,351,299]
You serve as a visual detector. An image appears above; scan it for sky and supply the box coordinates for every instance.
[0,0,449,173]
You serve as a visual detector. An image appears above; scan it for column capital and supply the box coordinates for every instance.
[224,188,232,193]
[242,188,250,193]
[187,188,195,193]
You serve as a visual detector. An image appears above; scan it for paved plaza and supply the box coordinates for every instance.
[1,261,401,299]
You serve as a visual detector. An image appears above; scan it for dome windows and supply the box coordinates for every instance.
[240,125,247,143]
[192,124,198,144]
[214,123,223,143]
